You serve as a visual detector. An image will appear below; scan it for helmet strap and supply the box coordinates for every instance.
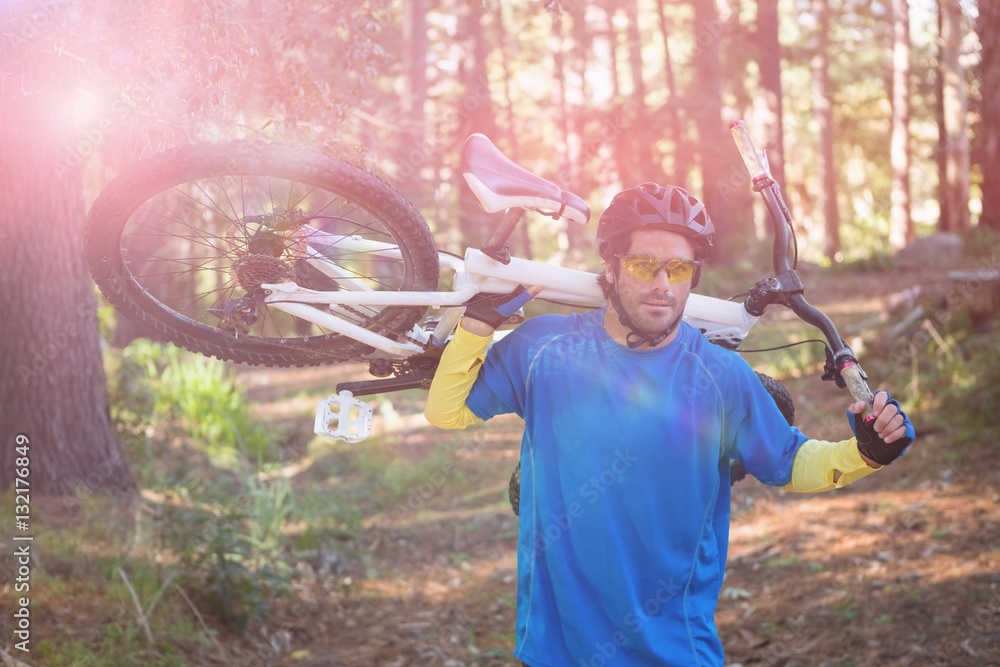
[607,280,674,349]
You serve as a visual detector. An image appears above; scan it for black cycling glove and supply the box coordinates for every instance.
[847,391,916,466]
[463,285,535,329]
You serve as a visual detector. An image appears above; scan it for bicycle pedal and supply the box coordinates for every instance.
[314,390,374,443]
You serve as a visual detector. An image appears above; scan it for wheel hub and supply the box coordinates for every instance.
[247,231,286,257]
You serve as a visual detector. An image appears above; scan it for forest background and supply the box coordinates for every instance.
[1,0,998,665]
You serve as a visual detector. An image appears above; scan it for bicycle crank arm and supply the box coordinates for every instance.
[337,371,436,397]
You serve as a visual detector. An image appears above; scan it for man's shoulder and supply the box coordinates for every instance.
[489,311,598,364]
[678,324,753,375]
[508,310,595,340]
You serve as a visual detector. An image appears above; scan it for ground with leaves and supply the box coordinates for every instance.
[3,262,999,667]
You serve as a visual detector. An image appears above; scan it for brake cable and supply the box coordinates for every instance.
[737,339,826,354]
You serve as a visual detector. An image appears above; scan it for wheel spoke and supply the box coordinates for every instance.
[106,158,429,353]
[171,280,243,317]
[136,199,237,257]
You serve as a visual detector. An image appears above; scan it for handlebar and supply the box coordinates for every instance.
[729,121,875,418]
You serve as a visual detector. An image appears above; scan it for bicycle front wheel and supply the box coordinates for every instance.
[87,142,440,367]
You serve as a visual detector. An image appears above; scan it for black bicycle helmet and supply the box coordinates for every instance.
[597,183,715,349]
[595,183,715,259]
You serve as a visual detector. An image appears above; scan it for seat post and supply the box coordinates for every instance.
[480,207,525,265]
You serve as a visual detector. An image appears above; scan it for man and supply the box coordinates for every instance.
[425,183,915,666]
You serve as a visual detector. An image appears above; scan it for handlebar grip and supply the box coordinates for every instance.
[729,120,769,181]
[840,364,874,420]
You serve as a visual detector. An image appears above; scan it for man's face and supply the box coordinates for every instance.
[603,228,697,347]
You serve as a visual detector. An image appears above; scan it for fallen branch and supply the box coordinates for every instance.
[0,647,32,667]
[886,305,926,340]
[173,584,229,663]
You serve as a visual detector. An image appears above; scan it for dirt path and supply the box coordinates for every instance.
[245,386,998,666]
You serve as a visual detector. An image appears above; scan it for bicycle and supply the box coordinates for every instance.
[86,122,875,455]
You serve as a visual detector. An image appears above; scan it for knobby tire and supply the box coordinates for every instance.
[86,142,439,367]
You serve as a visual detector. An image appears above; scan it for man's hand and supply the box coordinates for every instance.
[461,285,542,335]
[847,391,915,467]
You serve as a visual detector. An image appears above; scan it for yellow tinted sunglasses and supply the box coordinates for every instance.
[615,254,701,284]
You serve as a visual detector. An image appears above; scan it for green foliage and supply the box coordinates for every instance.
[38,635,188,667]
[105,341,159,433]
[934,334,1000,443]
[157,347,272,463]
[764,554,802,568]
[867,311,1000,448]
[94,286,118,346]
[109,339,275,466]
[964,226,1000,262]
[100,338,302,635]
[155,470,296,633]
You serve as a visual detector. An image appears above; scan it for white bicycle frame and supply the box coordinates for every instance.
[264,232,762,443]
[260,227,761,443]
[255,121,874,443]
[261,230,760,358]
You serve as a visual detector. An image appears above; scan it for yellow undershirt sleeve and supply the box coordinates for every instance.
[424,322,491,430]
[780,437,883,493]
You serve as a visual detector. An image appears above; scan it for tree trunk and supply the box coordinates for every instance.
[608,11,630,182]
[554,8,570,178]
[455,0,499,250]
[889,0,913,250]
[493,2,519,161]
[0,36,131,493]
[935,5,949,231]
[550,9,579,261]
[561,5,596,260]
[607,6,622,101]
[756,0,786,190]
[939,0,971,233]
[492,2,532,260]
[811,0,839,260]
[691,0,745,261]
[624,0,653,179]
[655,0,687,181]
[979,0,1000,233]
[400,0,428,212]
[655,3,678,111]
